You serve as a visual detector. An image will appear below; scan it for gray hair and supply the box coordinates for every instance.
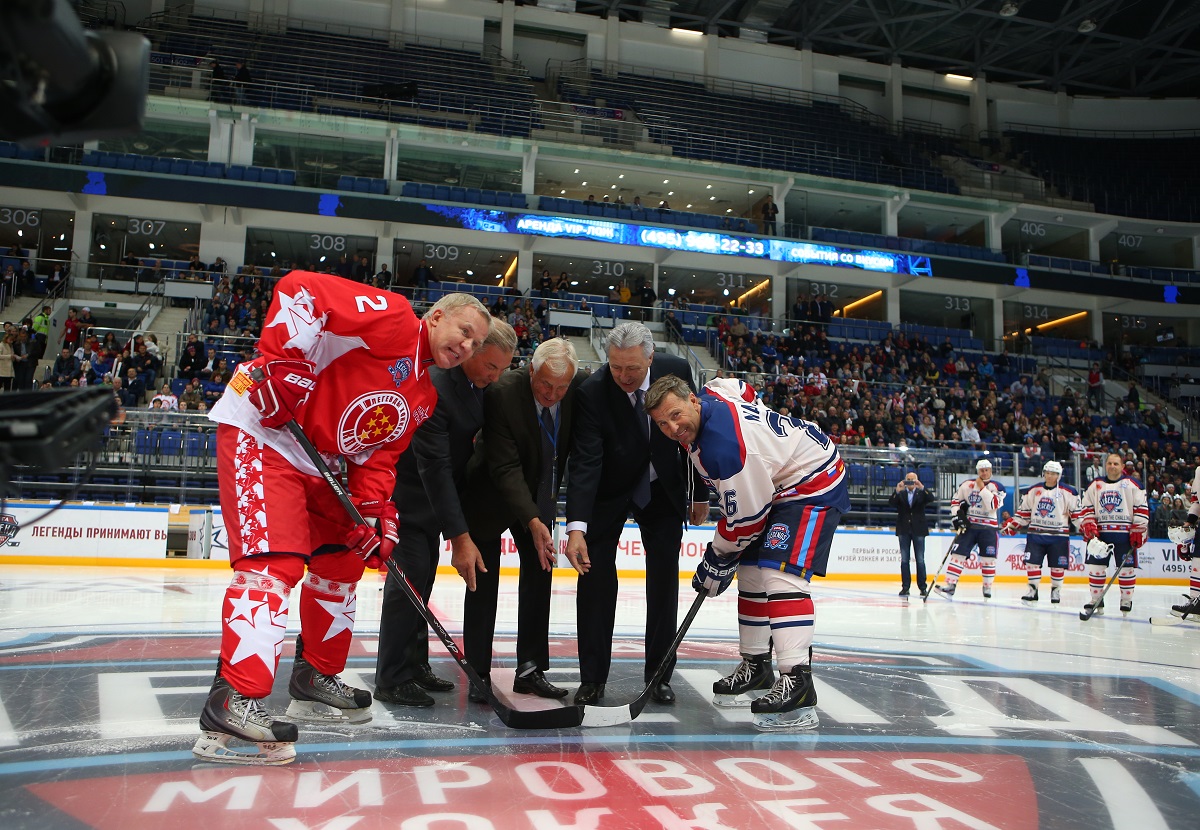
[531,337,578,376]
[606,321,654,359]
[424,292,490,324]
[482,317,518,355]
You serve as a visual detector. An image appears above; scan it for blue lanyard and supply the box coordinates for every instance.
[537,405,560,453]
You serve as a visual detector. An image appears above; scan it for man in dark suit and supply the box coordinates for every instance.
[889,471,933,597]
[460,338,587,704]
[565,322,708,705]
[372,320,517,707]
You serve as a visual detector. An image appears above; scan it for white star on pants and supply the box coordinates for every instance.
[315,592,357,642]
[227,602,288,670]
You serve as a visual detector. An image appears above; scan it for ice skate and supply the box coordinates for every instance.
[752,665,818,732]
[193,676,297,766]
[1082,600,1105,617]
[1021,584,1038,603]
[1050,587,1061,604]
[286,655,373,724]
[933,583,955,600]
[1170,595,1200,619]
[1120,601,1133,615]
[712,653,775,708]
[982,585,992,599]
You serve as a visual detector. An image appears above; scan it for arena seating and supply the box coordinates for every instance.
[1006,130,1200,224]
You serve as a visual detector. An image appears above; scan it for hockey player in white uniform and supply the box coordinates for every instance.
[1002,460,1081,605]
[934,458,1005,599]
[645,375,849,731]
[1165,465,1199,620]
[1078,452,1149,616]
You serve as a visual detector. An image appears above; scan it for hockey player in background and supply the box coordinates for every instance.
[645,375,849,731]
[1165,465,1199,619]
[195,272,492,765]
[1078,452,1149,616]
[1002,460,1081,605]
[935,458,1005,599]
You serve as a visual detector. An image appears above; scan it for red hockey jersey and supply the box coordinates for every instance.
[209,271,437,504]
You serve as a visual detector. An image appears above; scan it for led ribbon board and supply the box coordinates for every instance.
[424,205,933,277]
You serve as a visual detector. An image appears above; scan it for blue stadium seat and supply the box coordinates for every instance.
[418,183,436,199]
[450,186,467,202]
[226,164,245,180]
[260,168,279,184]
[353,177,371,193]
[278,169,296,186]
[433,185,451,201]
[169,159,189,176]
[368,178,386,195]
[510,193,527,209]
[243,166,262,182]
[337,175,354,190]
[135,155,155,172]
[401,182,420,198]
[206,162,226,178]
[187,160,207,177]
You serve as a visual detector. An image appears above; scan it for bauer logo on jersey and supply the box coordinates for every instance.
[1036,496,1056,517]
[1099,490,1124,513]
[0,513,19,546]
[387,357,412,388]
[338,392,410,455]
[763,523,792,551]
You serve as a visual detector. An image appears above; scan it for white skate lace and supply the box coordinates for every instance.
[315,672,356,699]
[230,691,272,728]
[759,674,796,707]
[728,660,754,686]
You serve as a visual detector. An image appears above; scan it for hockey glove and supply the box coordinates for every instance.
[1168,520,1196,561]
[692,544,739,597]
[352,499,400,569]
[1080,517,1099,541]
[951,516,967,533]
[248,359,317,429]
[1000,519,1021,537]
[1129,527,1146,550]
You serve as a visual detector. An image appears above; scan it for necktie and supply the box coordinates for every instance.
[536,406,556,525]
[632,389,652,509]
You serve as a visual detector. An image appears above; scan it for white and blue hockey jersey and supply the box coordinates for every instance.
[1080,475,1149,535]
[1012,482,1082,537]
[687,378,849,559]
[951,478,1006,529]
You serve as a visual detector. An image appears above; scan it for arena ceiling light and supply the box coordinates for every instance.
[998,2,1020,17]
[1077,18,1097,33]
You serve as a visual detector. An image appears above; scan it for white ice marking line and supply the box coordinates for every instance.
[342,668,398,726]
[1078,757,1170,830]
[0,689,18,747]
[922,675,1194,745]
[97,670,213,739]
[0,635,100,656]
[677,668,890,724]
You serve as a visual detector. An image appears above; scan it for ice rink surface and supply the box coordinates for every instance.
[1,564,1197,829]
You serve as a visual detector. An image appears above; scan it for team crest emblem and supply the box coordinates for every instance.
[338,392,410,455]
[413,405,431,427]
[387,358,413,388]
[1099,490,1123,513]
[763,523,791,550]
[0,513,18,546]
[969,492,982,507]
[1036,497,1055,518]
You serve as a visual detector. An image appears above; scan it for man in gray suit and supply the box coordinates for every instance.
[372,319,516,707]
[459,338,587,704]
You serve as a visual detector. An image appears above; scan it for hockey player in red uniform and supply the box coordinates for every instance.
[646,375,849,731]
[1078,452,1149,616]
[935,458,1005,599]
[1002,460,1082,605]
[193,272,491,765]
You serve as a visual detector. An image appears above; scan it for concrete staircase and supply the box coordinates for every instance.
[567,335,600,368]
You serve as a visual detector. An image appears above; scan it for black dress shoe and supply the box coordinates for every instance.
[574,682,605,705]
[373,680,434,707]
[651,682,675,704]
[413,662,455,692]
[513,668,568,699]
[468,676,492,704]
[899,588,910,597]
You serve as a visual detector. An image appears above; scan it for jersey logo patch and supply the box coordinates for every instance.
[1099,490,1123,513]
[1036,497,1056,518]
[338,392,410,455]
[413,405,431,427]
[388,358,412,387]
[969,492,983,507]
[763,523,792,551]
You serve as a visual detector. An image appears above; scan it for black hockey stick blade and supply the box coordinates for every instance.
[923,533,962,604]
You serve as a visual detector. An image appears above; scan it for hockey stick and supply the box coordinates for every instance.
[277,414,705,728]
[922,529,965,604]
[1079,551,1132,621]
